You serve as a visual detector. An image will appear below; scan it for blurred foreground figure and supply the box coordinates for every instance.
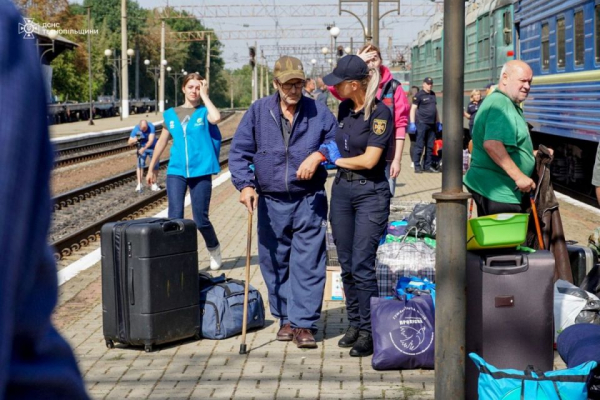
[0,3,89,399]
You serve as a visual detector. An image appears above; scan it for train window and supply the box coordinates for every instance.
[557,18,566,69]
[436,47,441,62]
[503,11,513,45]
[596,5,600,63]
[574,10,584,66]
[541,23,550,71]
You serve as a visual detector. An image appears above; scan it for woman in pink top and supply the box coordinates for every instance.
[328,44,410,195]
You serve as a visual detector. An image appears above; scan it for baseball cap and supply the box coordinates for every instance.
[322,55,369,86]
[485,82,495,89]
[273,56,305,83]
[423,77,433,84]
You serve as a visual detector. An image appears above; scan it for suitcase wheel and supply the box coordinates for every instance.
[105,340,114,349]
[144,345,154,353]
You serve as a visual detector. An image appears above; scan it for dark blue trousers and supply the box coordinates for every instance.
[167,174,219,249]
[330,177,391,333]
[257,190,327,331]
[413,122,436,171]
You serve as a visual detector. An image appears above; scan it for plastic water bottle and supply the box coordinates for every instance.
[462,149,470,174]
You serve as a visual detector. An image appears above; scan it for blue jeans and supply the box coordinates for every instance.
[413,122,436,171]
[166,174,219,249]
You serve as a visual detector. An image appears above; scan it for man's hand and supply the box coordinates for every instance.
[146,170,156,186]
[515,175,536,193]
[138,148,145,156]
[240,186,258,214]
[390,159,401,178]
[297,152,323,180]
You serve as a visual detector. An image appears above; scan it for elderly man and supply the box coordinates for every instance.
[464,60,536,216]
[229,56,337,349]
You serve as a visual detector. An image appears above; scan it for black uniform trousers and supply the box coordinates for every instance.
[330,175,391,333]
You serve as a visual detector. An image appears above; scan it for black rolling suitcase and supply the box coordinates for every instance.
[101,218,200,352]
[567,243,598,287]
[465,249,555,400]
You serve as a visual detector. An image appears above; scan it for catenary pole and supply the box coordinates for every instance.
[372,0,379,47]
[433,0,470,397]
[159,20,166,112]
[121,0,129,119]
[86,6,94,125]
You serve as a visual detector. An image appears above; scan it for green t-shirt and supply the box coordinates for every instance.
[464,90,535,204]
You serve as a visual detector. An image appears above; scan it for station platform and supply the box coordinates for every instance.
[55,147,590,399]
[50,114,163,140]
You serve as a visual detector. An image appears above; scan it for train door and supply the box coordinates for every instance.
[492,6,515,81]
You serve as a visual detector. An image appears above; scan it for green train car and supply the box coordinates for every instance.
[410,0,515,128]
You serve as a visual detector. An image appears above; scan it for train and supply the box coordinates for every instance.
[410,0,600,204]
[48,97,157,125]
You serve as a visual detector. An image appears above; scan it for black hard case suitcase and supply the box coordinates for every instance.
[466,249,555,400]
[101,218,200,352]
[567,243,597,287]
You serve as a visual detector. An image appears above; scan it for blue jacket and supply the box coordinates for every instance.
[229,93,337,195]
[163,106,221,178]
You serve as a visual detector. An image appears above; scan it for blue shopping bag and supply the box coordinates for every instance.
[469,353,597,400]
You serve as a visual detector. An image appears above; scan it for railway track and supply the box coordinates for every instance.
[51,137,233,260]
[54,110,235,168]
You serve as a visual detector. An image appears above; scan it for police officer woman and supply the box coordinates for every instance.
[146,73,223,270]
[319,55,393,357]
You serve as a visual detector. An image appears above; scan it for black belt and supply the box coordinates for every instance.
[336,169,379,182]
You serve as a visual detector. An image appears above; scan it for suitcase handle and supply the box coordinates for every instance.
[481,254,529,275]
[162,220,185,234]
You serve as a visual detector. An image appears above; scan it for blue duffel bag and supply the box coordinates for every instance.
[469,352,597,400]
[198,272,265,340]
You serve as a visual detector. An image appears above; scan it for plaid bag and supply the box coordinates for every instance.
[375,231,436,297]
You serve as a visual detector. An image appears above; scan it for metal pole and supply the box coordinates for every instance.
[259,63,263,98]
[135,46,139,100]
[367,0,372,43]
[230,76,234,108]
[159,20,165,112]
[154,74,158,115]
[121,0,129,119]
[86,6,94,125]
[433,0,470,397]
[372,0,379,48]
[252,41,258,103]
[174,76,178,107]
[206,34,211,86]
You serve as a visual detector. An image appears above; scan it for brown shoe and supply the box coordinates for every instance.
[276,323,293,341]
[292,328,318,349]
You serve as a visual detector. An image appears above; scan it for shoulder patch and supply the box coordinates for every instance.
[373,119,387,135]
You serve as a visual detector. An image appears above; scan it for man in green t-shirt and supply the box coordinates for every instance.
[464,60,536,216]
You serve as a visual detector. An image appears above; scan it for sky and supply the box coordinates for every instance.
[70,0,442,71]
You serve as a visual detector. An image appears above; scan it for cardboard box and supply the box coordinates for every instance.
[324,266,345,301]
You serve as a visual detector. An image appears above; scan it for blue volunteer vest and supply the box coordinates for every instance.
[163,106,221,178]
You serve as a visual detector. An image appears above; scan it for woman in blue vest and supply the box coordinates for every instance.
[147,73,223,270]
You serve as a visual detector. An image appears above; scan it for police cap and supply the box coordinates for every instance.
[322,55,369,86]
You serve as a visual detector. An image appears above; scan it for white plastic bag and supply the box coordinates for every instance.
[554,279,600,340]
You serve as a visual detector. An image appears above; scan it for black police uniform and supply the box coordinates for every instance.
[412,89,437,171]
[330,98,393,335]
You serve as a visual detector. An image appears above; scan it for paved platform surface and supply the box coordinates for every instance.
[55,148,569,399]
[50,114,163,139]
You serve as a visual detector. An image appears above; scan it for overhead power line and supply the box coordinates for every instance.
[155,4,437,19]
[170,28,392,41]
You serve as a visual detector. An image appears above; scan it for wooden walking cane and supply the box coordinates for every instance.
[239,211,253,355]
